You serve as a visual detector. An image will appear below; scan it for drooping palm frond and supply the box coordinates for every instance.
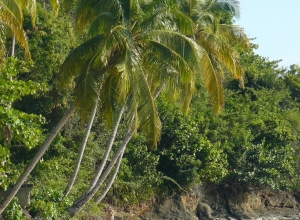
[99,68,125,126]
[150,30,204,76]
[135,71,161,149]
[145,39,194,102]
[75,0,121,33]
[146,30,211,111]
[218,24,250,50]
[17,0,37,26]
[201,52,224,114]
[58,34,106,87]
[49,0,60,16]
[197,0,240,18]
[120,0,144,24]
[73,57,102,123]
[0,1,30,59]
[197,30,243,83]
[87,12,119,38]
[1,0,23,22]
[141,8,195,36]
[216,0,240,18]
[25,0,37,26]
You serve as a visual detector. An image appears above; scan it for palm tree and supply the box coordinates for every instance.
[0,0,249,215]
[179,0,250,112]
[65,0,244,215]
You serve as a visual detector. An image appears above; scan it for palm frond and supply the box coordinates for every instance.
[18,0,37,26]
[145,30,207,111]
[197,30,244,81]
[75,0,120,33]
[201,52,224,114]
[58,34,106,88]
[141,8,195,35]
[146,39,191,88]
[26,0,37,26]
[217,0,240,18]
[74,58,102,123]
[1,0,23,22]
[49,0,60,17]
[98,25,132,71]
[87,12,119,38]
[136,72,161,149]
[0,1,30,59]
[218,24,250,50]
[99,68,125,126]
[120,0,144,24]
[75,0,94,33]
[149,30,204,83]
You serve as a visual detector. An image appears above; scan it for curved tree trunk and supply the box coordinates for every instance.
[67,128,134,216]
[94,149,124,203]
[92,84,164,203]
[63,101,98,197]
[67,87,163,215]
[86,105,125,193]
[0,104,77,214]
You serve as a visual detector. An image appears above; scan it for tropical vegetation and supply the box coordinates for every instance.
[0,0,299,219]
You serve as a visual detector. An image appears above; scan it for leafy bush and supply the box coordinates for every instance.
[2,197,25,220]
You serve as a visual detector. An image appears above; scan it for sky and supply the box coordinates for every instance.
[235,0,300,68]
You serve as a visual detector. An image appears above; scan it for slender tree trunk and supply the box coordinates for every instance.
[93,86,164,204]
[43,0,46,19]
[67,87,163,215]
[63,101,98,197]
[67,128,134,216]
[11,35,15,57]
[0,104,77,214]
[86,105,125,193]
[94,150,124,203]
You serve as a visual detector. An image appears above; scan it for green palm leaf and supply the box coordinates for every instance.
[58,34,106,87]
[0,1,30,59]
[201,52,224,114]
[49,0,60,16]
[75,0,120,33]
[197,30,243,81]
[87,12,119,38]
[141,8,195,35]
[218,24,250,50]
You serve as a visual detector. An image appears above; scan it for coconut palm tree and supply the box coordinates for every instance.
[180,0,250,111]
[0,0,249,215]
[65,0,244,215]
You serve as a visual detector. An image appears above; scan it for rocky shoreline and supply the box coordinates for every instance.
[98,188,300,220]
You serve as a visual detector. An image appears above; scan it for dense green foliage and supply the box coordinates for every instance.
[0,57,46,190]
[1,0,300,219]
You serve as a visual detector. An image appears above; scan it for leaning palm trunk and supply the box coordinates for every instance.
[92,85,164,204]
[11,35,15,57]
[0,104,77,214]
[86,105,125,193]
[63,101,98,197]
[67,128,134,216]
[94,149,124,203]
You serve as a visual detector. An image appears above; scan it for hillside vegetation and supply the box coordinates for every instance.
[0,0,300,219]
